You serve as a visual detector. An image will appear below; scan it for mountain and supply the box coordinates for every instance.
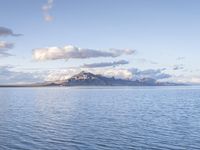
[0,71,181,87]
[47,71,177,86]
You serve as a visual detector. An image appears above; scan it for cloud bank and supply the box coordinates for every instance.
[0,66,43,84]
[33,45,135,61]
[42,0,54,22]
[82,60,129,68]
[170,75,200,84]
[130,68,171,80]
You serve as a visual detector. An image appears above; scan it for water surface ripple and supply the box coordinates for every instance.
[0,86,200,149]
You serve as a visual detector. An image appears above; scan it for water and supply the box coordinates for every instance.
[0,86,200,150]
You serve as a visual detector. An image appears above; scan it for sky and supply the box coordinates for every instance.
[1,0,200,84]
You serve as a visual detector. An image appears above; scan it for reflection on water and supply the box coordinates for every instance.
[0,86,200,149]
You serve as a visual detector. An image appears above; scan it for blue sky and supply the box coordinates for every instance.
[1,0,200,84]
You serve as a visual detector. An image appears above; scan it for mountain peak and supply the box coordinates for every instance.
[79,71,88,74]
[71,71,97,80]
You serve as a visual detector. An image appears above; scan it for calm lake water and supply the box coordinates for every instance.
[0,86,200,150]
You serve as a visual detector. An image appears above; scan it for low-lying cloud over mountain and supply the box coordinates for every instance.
[45,68,171,82]
[45,68,133,81]
[33,45,135,61]
[82,60,129,68]
[171,75,200,84]
[130,68,171,80]
[2,65,200,85]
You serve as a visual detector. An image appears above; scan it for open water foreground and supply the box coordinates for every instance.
[0,86,200,150]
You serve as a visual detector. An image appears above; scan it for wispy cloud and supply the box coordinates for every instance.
[0,50,12,57]
[176,57,185,60]
[42,0,54,22]
[82,60,129,68]
[0,27,22,37]
[136,58,158,65]
[0,41,14,49]
[33,45,135,61]
[173,64,184,70]
[0,41,14,57]
[0,27,21,57]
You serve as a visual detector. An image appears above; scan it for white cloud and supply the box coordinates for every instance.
[168,75,200,84]
[46,69,79,81]
[33,45,135,61]
[42,0,54,22]
[130,68,171,80]
[94,69,133,79]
